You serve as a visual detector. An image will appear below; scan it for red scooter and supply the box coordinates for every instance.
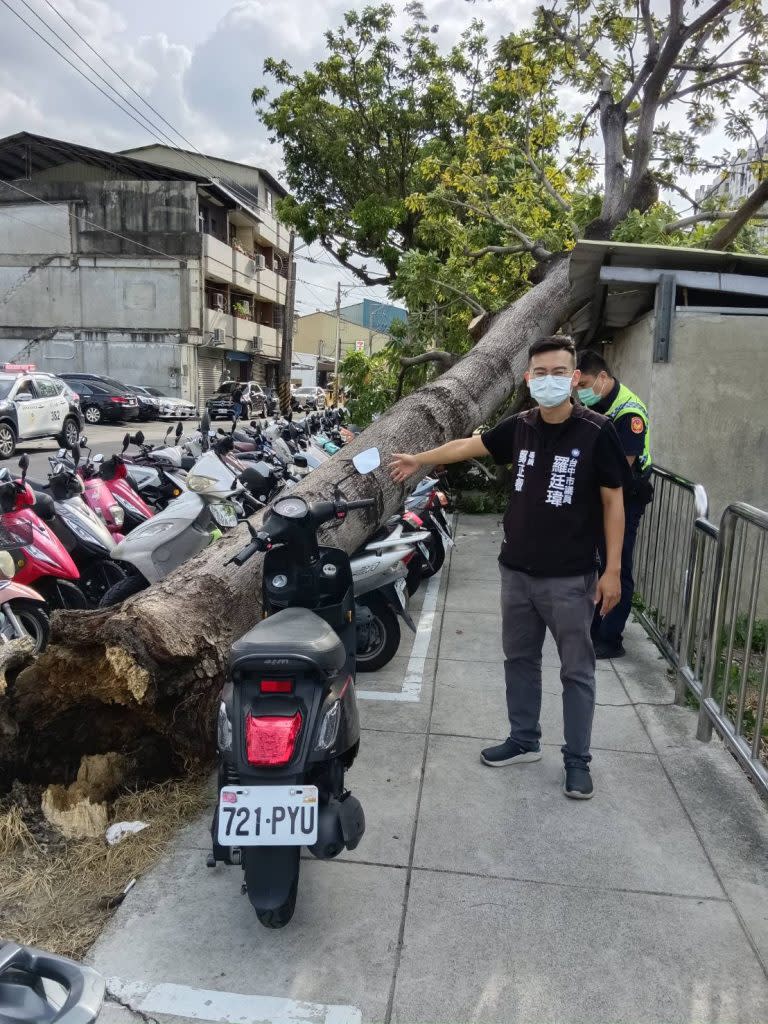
[0,525,50,652]
[60,438,153,537]
[0,462,86,609]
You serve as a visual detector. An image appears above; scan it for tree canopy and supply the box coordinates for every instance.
[255,0,768,368]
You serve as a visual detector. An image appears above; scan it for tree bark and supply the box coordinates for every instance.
[3,258,574,787]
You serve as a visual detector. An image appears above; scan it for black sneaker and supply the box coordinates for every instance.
[481,738,542,767]
[593,640,625,660]
[563,764,594,799]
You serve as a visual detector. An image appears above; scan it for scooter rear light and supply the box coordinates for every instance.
[436,491,449,508]
[259,678,293,694]
[403,510,423,527]
[245,712,302,766]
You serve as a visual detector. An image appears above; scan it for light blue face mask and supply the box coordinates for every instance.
[577,385,602,407]
[528,374,573,408]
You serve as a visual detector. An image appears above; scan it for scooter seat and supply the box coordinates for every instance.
[230,607,346,676]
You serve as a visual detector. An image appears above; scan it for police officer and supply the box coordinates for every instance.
[390,336,628,800]
[576,350,653,659]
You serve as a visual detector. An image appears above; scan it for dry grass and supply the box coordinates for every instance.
[0,775,211,959]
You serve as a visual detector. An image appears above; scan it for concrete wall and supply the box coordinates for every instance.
[0,332,192,399]
[606,310,768,521]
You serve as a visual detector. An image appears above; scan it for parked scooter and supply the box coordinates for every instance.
[351,515,431,671]
[0,528,50,652]
[0,940,105,1023]
[210,447,381,928]
[25,453,126,606]
[100,417,262,606]
[0,461,86,610]
[50,443,126,541]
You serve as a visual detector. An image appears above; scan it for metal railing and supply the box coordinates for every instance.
[634,468,768,799]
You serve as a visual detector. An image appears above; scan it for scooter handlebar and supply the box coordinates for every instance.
[341,498,376,512]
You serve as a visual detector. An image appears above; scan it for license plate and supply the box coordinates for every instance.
[395,577,407,609]
[211,503,238,528]
[217,785,318,847]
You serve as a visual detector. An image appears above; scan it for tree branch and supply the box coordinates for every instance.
[318,237,392,286]
[666,210,768,231]
[395,350,460,400]
[683,0,737,42]
[706,178,768,249]
[425,277,486,315]
[442,198,553,262]
[399,350,459,369]
[467,244,528,258]
[522,146,573,214]
[640,0,655,49]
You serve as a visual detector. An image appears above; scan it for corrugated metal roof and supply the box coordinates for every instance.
[566,240,768,342]
[0,132,207,183]
[119,144,288,198]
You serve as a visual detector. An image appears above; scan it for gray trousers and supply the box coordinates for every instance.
[500,565,597,765]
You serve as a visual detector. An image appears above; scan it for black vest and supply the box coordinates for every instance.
[500,405,606,576]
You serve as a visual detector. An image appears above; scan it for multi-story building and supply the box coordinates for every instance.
[695,127,768,240]
[293,307,397,387]
[0,132,290,407]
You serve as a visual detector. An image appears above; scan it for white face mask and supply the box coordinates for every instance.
[528,374,573,408]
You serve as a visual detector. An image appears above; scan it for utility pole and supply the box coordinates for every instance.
[333,281,342,406]
[278,230,296,416]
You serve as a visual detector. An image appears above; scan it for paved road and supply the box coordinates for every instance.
[4,420,201,482]
[93,514,768,1024]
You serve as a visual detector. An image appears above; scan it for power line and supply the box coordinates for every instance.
[5,0,266,211]
[0,0,184,157]
[40,0,204,159]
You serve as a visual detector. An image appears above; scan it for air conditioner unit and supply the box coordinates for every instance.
[254,254,266,271]
[214,292,225,310]
[212,328,225,346]
[251,335,262,352]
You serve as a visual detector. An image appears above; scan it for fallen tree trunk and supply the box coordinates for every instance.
[3,258,572,786]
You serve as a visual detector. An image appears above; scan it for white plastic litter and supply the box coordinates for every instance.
[106,820,149,845]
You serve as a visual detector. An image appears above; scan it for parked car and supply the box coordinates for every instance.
[0,368,83,458]
[60,373,158,421]
[292,386,327,411]
[136,386,197,420]
[59,375,140,425]
[207,380,267,420]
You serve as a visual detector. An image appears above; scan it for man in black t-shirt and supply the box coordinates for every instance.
[390,336,628,799]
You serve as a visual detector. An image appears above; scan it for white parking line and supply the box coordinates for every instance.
[356,567,443,704]
[107,978,362,1024]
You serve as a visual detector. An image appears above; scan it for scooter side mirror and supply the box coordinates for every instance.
[79,435,88,447]
[134,430,145,446]
[71,444,81,468]
[352,447,381,475]
[18,453,29,480]
[175,421,183,439]
[164,426,173,442]
[122,432,130,453]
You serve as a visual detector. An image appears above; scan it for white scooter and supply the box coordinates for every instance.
[100,419,255,606]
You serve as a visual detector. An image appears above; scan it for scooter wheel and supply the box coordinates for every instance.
[9,600,50,654]
[99,573,147,608]
[356,594,401,672]
[420,529,446,578]
[255,881,298,929]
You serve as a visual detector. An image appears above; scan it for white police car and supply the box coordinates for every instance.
[0,364,84,459]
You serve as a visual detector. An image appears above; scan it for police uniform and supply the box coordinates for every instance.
[592,379,653,652]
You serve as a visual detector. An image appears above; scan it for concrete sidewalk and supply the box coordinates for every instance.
[93,514,768,1024]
